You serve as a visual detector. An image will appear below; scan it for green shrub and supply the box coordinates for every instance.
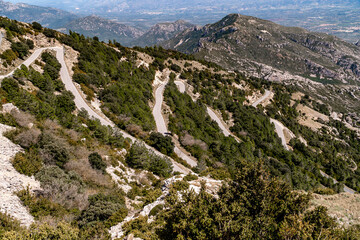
[12,151,42,176]
[32,22,42,31]
[0,212,22,238]
[11,41,29,59]
[172,180,189,191]
[79,191,127,227]
[126,142,173,177]
[43,28,56,38]
[183,173,199,182]
[149,204,164,216]
[17,188,69,219]
[170,64,181,72]
[149,132,174,155]
[38,133,70,168]
[0,49,17,64]
[35,166,87,209]
[88,152,107,172]
[314,188,336,195]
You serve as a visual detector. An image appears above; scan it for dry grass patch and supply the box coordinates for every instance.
[311,193,360,227]
[65,158,112,188]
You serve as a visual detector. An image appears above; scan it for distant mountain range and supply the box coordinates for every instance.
[6,0,360,15]
[130,20,195,47]
[0,0,194,46]
[62,15,144,45]
[0,0,77,28]
[1,0,359,46]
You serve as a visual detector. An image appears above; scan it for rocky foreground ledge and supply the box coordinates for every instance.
[0,122,41,227]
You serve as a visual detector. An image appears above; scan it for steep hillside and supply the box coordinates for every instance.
[63,15,144,45]
[0,0,77,28]
[1,17,360,239]
[162,13,360,114]
[130,20,195,47]
[163,14,360,82]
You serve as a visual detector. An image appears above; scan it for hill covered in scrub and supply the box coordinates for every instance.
[0,16,360,239]
[162,14,360,114]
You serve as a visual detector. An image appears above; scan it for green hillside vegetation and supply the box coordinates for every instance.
[123,163,360,239]
[59,32,156,132]
[0,18,360,238]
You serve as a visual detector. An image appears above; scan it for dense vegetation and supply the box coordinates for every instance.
[0,19,360,239]
[122,163,360,239]
[59,32,156,132]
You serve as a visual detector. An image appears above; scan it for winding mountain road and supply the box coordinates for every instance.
[174,80,239,142]
[320,170,355,194]
[252,90,289,150]
[252,90,271,108]
[206,107,231,137]
[270,119,289,151]
[254,91,356,193]
[0,46,190,174]
[153,80,197,167]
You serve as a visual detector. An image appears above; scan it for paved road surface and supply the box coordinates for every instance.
[252,90,289,150]
[206,107,231,137]
[320,170,355,194]
[153,80,197,167]
[0,47,57,80]
[0,46,190,174]
[252,90,271,107]
[175,80,239,142]
[174,81,186,93]
[270,118,289,150]
[153,80,168,134]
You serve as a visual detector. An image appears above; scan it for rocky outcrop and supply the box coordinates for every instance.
[0,123,41,227]
[109,173,222,239]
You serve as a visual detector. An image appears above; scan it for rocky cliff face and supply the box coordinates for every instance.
[0,121,41,227]
[130,20,195,47]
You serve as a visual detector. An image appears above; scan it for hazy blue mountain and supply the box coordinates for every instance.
[5,0,360,42]
[130,20,195,47]
[5,0,360,14]
[63,15,144,45]
[0,0,77,28]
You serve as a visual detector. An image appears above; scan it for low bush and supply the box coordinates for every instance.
[126,142,173,177]
[17,188,69,219]
[78,191,127,228]
[88,152,107,173]
[35,166,87,209]
[12,150,42,176]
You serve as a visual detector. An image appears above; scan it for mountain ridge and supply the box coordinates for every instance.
[63,15,144,44]
[130,20,195,47]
